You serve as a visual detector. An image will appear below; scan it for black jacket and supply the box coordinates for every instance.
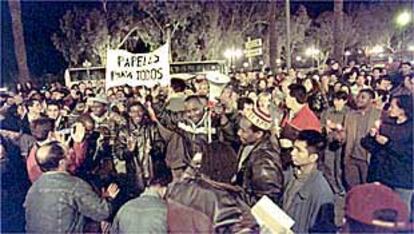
[235,136,284,206]
[362,117,413,189]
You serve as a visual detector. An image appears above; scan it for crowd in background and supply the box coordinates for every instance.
[0,58,413,233]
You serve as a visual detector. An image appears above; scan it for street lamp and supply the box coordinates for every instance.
[276,58,282,65]
[396,11,412,55]
[305,47,320,69]
[224,48,243,68]
[296,56,302,62]
[370,45,384,54]
[408,45,414,52]
[83,60,92,80]
[396,11,412,27]
[344,51,351,65]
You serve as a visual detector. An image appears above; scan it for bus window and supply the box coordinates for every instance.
[65,60,228,87]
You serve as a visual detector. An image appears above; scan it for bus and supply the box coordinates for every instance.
[64,60,228,87]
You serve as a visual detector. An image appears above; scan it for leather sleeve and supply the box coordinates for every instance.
[248,151,284,206]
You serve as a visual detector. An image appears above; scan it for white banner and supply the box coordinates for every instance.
[106,44,170,89]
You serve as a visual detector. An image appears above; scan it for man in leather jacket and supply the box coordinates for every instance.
[233,106,284,206]
[167,166,259,233]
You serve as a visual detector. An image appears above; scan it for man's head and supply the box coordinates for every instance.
[149,159,173,187]
[376,76,392,91]
[184,95,207,124]
[372,67,382,78]
[389,95,412,120]
[128,101,146,125]
[330,61,340,70]
[344,183,410,233]
[148,159,173,197]
[89,95,108,117]
[356,89,375,110]
[46,100,61,120]
[237,117,265,145]
[291,130,326,167]
[403,74,414,92]
[36,141,68,172]
[51,89,66,101]
[26,98,43,115]
[257,79,267,91]
[77,114,95,136]
[194,76,209,96]
[79,82,86,92]
[356,75,367,86]
[285,84,307,111]
[333,91,348,110]
[30,117,55,142]
[91,101,107,117]
[237,97,254,113]
[257,92,271,111]
[237,107,271,145]
[399,62,412,76]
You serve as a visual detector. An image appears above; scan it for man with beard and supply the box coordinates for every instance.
[343,89,381,190]
[88,95,110,129]
[233,106,284,206]
[114,101,163,197]
[147,95,238,183]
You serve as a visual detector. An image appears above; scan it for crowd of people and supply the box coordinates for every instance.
[0,59,413,233]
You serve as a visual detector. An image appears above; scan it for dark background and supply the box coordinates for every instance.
[0,0,381,86]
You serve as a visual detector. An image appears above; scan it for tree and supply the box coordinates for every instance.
[268,1,278,71]
[272,5,312,62]
[333,0,343,63]
[353,2,414,53]
[307,10,360,66]
[197,1,268,61]
[8,0,30,83]
[52,2,141,67]
[53,1,269,65]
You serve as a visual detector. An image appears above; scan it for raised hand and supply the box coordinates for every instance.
[71,122,86,143]
[145,101,157,122]
[126,136,137,152]
[375,134,389,145]
[102,183,120,199]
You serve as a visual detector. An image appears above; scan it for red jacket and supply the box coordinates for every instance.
[26,141,87,183]
[282,104,321,133]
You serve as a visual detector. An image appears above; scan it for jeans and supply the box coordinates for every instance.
[394,187,414,220]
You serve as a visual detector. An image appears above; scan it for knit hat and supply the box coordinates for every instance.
[345,183,409,229]
[88,94,108,105]
[244,106,272,131]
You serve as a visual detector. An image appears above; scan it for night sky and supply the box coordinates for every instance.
[1,0,377,86]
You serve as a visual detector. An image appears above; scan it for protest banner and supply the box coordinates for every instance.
[106,44,170,89]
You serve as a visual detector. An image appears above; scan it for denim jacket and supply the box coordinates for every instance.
[111,189,168,234]
[24,171,112,233]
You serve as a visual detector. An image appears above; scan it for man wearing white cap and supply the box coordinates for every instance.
[88,95,110,129]
[233,106,284,207]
